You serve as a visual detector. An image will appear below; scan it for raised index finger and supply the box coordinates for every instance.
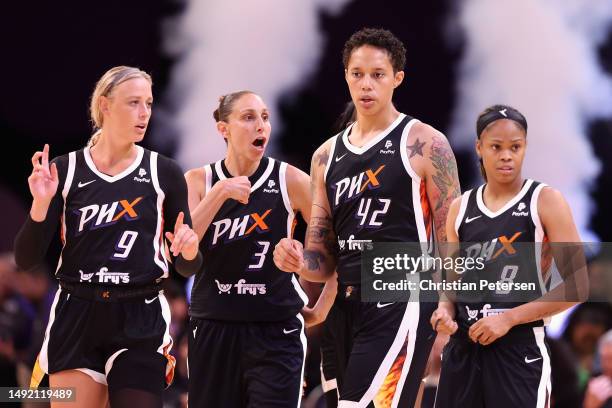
[174,211,184,232]
[42,144,50,170]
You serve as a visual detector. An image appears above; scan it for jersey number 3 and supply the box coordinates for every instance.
[247,241,270,270]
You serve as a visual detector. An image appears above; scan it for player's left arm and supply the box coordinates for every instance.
[287,164,337,326]
[469,187,587,345]
[158,156,203,277]
[408,123,461,244]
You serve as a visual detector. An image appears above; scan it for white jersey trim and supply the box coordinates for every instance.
[342,113,406,155]
[296,313,308,407]
[534,327,552,408]
[476,179,534,218]
[531,183,550,305]
[56,152,76,274]
[39,288,62,374]
[83,145,144,183]
[151,152,169,276]
[323,135,338,183]
[399,118,422,181]
[76,368,107,385]
[279,162,294,237]
[215,157,275,193]
[455,190,472,236]
[204,164,212,194]
[104,348,128,381]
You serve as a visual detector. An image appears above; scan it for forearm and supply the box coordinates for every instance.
[14,215,53,270]
[299,250,334,282]
[191,185,227,239]
[174,252,203,278]
[505,301,576,327]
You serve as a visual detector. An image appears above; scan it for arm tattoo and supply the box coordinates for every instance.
[407,138,426,158]
[316,149,329,167]
[307,215,339,257]
[304,250,325,270]
[429,136,461,241]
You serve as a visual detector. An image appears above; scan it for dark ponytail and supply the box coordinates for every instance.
[333,101,356,133]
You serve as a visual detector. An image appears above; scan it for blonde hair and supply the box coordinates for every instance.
[88,66,152,147]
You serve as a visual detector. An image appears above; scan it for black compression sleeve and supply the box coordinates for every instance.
[157,154,203,277]
[14,155,68,271]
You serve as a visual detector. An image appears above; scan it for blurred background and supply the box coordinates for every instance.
[1,0,611,407]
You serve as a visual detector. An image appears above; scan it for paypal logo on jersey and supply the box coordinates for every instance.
[333,165,385,206]
[75,197,143,233]
[211,209,272,245]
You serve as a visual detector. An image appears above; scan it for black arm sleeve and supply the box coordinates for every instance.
[157,154,203,277]
[14,155,68,271]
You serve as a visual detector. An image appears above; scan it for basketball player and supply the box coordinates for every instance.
[431,105,584,407]
[14,66,201,408]
[274,28,461,407]
[183,90,334,407]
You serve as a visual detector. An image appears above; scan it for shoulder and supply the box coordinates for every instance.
[537,185,568,213]
[312,136,337,164]
[407,121,447,144]
[284,163,309,185]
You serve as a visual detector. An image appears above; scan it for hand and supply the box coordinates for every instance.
[28,144,59,203]
[431,306,458,335]
[217,176,251,204]
[584,376,612,408]
[468,313,513,345]
[165,212,199,260]
[273,238,304,273]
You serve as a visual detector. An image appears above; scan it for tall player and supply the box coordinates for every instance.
[14,66,201,408]
[183,90,334,407]
[274,28,461,407]
[431,105,584,407]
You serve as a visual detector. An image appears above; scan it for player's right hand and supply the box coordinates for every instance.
[28,144,59,203]
[218,176,251,204]
[431,306,458,335]
[274,238,304,273]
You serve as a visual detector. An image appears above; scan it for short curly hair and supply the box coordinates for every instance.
[342,28,406,73]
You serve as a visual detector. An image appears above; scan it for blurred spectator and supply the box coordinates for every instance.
[0,253,37,388]
[583,329,612,408]
[562,303,612,389]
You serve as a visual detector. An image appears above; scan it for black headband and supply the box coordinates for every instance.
[476,107,527,138]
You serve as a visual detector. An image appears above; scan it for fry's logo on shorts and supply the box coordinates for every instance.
[465,304,509,321]
[210,209,272,246]
[214,279,266,295]
[75,197,144,233]
[79,267,130,284]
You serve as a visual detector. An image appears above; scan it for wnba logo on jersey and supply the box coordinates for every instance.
[211,209,272,246]
[76,197,143,233]
[333,165,385,206]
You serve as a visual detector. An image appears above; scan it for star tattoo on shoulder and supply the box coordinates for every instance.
[407,138,426,158]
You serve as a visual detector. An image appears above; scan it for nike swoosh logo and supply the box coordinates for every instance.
[465,215,481,224]
[335,153,347,162]
[283,328,299,334]
[145,297,157,304]
[193,327,198,338]
[377,302,394,308]
[525,357,542,364]
[78,180,96,188]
